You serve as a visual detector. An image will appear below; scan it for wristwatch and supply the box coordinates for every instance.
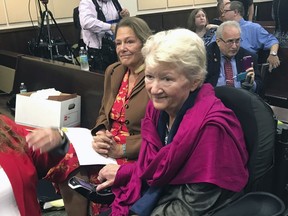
[270,51,277,56]
[58,128,65,139]
[54,128,66,145]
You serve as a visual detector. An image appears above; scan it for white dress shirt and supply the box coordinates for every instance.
[0,167,21,216]
[79,0,119,49]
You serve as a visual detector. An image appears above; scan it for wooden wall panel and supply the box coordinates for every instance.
[137,0,166,11]
[168,0,193,8]
[6,0,38,23]
[0,1,6,24]
[194,0,216,5]
[50,0,79,19]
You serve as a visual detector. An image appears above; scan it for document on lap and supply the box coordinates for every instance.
[62,127,117,165]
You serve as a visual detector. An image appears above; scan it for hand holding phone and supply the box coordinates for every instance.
[234,71,247,82]
[68,176,115,204]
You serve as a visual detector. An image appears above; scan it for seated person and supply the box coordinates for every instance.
[231,0,254,21]
[206,20,262,93]
[0,114,69,216]
[187,8,218,46]
[96,28,249,216]
[211,0,231,25]
[222,1,280,72]
[28,17,153,216]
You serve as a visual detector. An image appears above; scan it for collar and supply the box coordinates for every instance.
[239,18,245,25]
[134,64,145,74]
[221,54,235,61]
[157,89,200,145]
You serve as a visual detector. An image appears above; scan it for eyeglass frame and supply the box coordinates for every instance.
[222,9,234,13]
[218,37,242,46]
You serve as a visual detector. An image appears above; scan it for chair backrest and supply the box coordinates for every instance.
[215,86,276,192]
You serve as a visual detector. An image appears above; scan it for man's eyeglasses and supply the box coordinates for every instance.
[223,9,234,13]
[219,38,242,46]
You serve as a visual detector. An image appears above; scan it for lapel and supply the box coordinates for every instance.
[110,64,145,100]
[110,63,126,97]
[235,50,244,74]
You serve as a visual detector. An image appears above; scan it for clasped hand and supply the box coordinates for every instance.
[92,130,121,158]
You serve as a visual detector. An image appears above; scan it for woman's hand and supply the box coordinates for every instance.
[92,130,112,157]
[96,164,120,191]
[26,128,62,153]
[206,24,218,30]
[92,130,122,158]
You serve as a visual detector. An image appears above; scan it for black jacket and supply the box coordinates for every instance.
[205,42,262,94]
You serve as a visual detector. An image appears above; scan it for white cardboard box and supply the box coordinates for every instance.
[15,93,81,128]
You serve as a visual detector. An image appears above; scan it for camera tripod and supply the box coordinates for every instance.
[36,0,75,62]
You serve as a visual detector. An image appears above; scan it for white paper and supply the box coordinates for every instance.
[62,127,117,165]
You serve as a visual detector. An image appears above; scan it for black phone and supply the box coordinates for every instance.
[243,55,253,71]
[68,176,115,204]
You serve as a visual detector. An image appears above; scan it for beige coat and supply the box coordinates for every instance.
[92,62,149,159]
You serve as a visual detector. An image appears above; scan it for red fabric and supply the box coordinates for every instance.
[0,115,64,216]
[224,58,235,86]
[111,84,249,215]
[45,71,135,215]
[110,71,130,165]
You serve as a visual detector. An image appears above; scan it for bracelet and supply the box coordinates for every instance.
[122,144,127,157]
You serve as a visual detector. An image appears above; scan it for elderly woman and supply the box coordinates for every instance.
[97,28,249,216]
[187,8,218,46]
[30,17,152,216]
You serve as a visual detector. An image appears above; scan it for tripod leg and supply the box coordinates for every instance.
[45,11,53,60]
[48,11,80,64]
[36,12,46,47]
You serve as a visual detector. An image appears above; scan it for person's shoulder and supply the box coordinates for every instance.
[105,62,123,74]
[0,114,13,125]
[206,42,219,57]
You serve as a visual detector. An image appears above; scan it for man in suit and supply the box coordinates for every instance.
[222,1,280,72]
[206,20,262,93]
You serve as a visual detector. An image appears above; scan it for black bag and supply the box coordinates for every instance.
[73,0,122,71]
[89,0,121,71]
[88,33,118,72]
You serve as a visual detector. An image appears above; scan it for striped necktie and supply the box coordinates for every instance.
[224,58,234,87]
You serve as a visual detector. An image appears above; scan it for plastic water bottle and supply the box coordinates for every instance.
[79,47,89,71]
[19,82,27,93]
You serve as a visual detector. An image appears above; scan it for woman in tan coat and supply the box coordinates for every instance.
[41,17,152,216]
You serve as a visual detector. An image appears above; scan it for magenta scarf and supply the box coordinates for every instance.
[111,84,249,215]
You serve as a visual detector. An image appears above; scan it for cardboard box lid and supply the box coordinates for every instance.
[20,92,78,102]
[48,93,77,101]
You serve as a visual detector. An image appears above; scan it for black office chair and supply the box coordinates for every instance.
[212,86,285,216]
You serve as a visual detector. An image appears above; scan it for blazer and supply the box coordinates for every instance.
[0,115,65,216]
[91,62,149,159]
[206,42,262,93]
